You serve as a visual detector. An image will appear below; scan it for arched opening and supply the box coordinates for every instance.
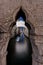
[6,8,32,65]
[15,7,26,21]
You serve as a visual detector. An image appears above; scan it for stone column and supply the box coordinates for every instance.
[0,33,10,65]
[0,51,7,65]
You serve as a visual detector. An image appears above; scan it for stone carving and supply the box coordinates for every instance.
[0,0,43,65]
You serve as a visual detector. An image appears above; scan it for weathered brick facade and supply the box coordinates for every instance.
[0,0,43,65]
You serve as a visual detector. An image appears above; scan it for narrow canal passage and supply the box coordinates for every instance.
[6,8,32,65]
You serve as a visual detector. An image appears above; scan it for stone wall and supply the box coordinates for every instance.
[0,0,43,65]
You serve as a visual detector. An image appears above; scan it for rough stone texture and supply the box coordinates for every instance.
[0,0,43,65]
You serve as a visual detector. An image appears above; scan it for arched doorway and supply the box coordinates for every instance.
[6,8,32,65]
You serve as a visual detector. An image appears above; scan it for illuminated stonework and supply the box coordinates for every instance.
[0,0,43,65]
